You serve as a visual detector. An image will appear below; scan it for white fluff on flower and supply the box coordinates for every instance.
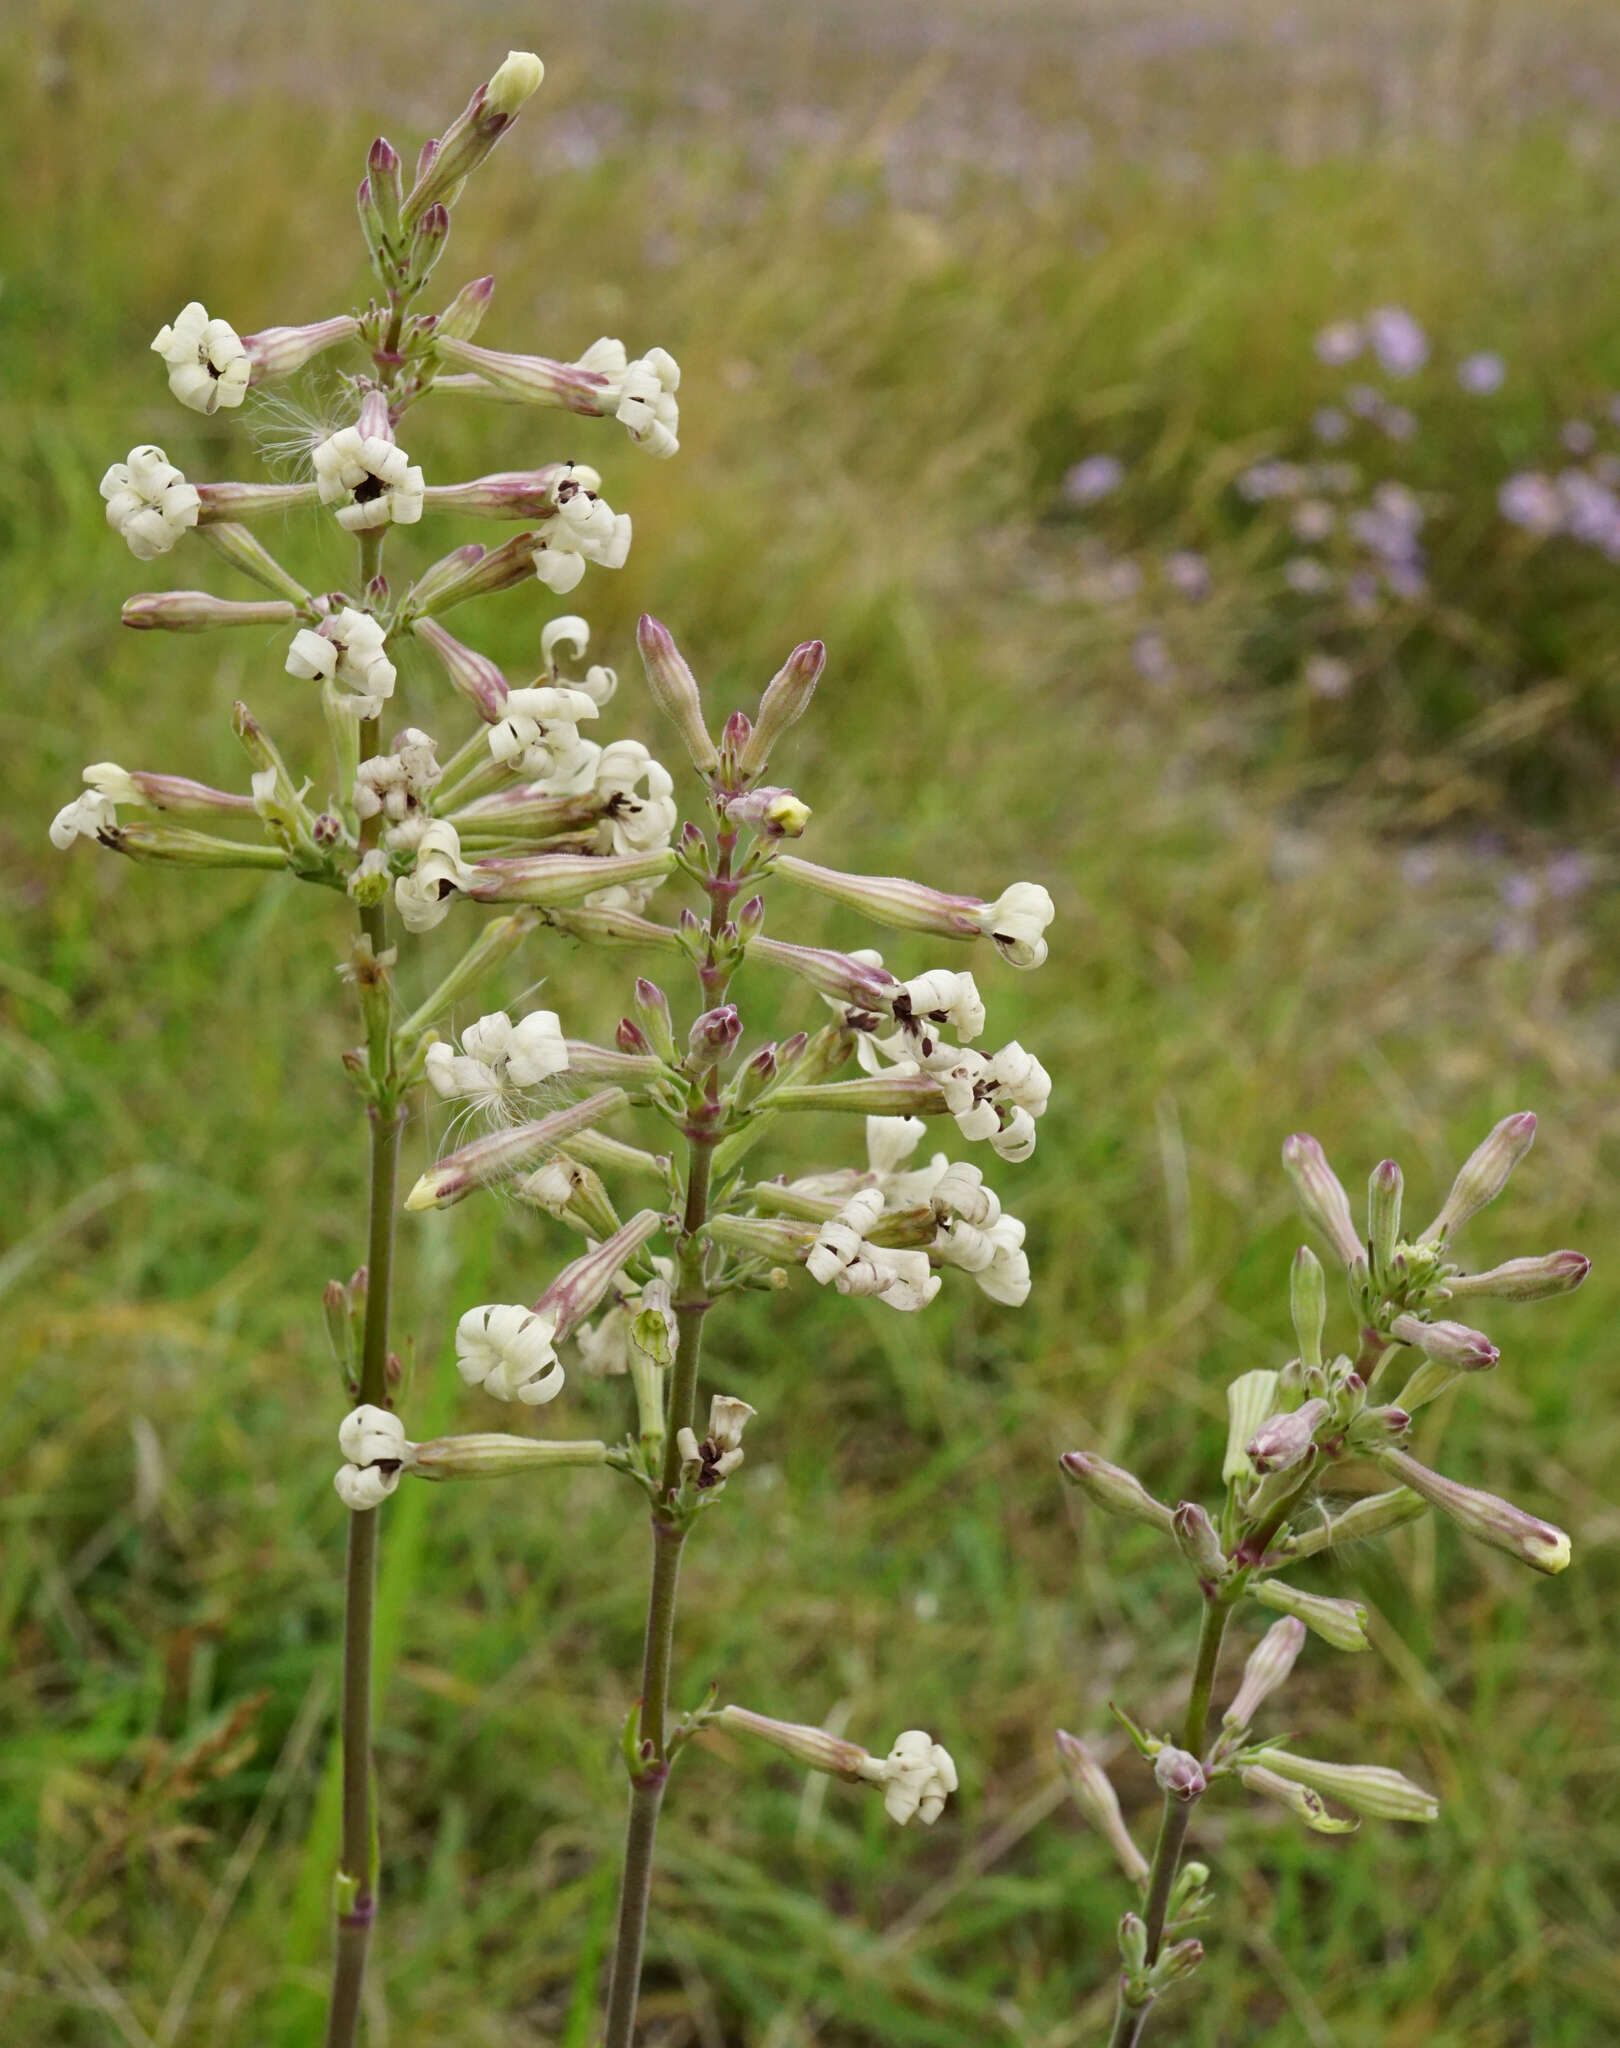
[151,302,250,413]
[355,727,442,848]
[857,1731,959,1826]
[594,741,678,855]
[975,882,1055,969]
[395,820,476,933]
[488,685,602,787]
[576,338,682,459]
[455,1303,564,1404]
[334,1404,413,1511]
[285,609,398,718]
[806,1188,940,1312]
[425,1010,570,1116]
[540,615,618,706]
[100,445,201,560]
[49,788,120,850]
[531,464,632,593]
[313,423,424,531]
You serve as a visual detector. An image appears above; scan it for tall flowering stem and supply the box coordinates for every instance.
[1060,1118,1586,2044]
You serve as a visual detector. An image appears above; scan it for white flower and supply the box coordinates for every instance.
[1366,306,1428,378]
[676,1393,757,1486]
[426,1009,570,1116]
[285,608,397,718]
[531,464,632,592]
[573,1258,676,1376]
[866,1115,929,1178]
[894,969,986,1060]
[100,445,200,560]
[975,883,1054,969]
[355,726,442,845]
[334,1404,413,1511]
[313,423,424,531]
[576,337,682,459]
[395,820,476,933]
[487,685,602,786]
[541,615,617,706]
[858,1730,958,1826]
[594,740,678,855]
[151,302,250,413]
[49,788,119,850]
[806,1189,940,1312]
[455,1302,564,1404]
[1313,320,1362,367]
[935,1210,1030,1306]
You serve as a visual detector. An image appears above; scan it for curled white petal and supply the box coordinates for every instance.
[455,1302,563,1404]
[151,302,250,414]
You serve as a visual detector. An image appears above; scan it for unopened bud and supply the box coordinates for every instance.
[1424,1112,1537,1241]
[1154,1940,1204,1987]
[1171,1501,1228,1585]
[1367,1159,1402,1280]
[1290,1246,1326,1370]
[688,1005,742,1068]
[734,1043,779,1111]
[1240,1764,1359,1833]
[737,640,826,780]
[616,1017,652,1057]
[1059,1451,1175,1535]
[1444,1250,1591,1302]
[367,136,403,235]
[535,1210,664,1337]
[1246,1398,1328,1476]
[356,174,386,268]
[726,786,812,837]
[1118,1912,1149,1977]
[404,1089,629,1209]
[1281,1134,1363,1269]
[409,201,452,286]
[1223,1615,1307,1729]
[434,274,496,342]
[749,935,900,1012]
[736,894,767,940]
[1244,1747,1438,1822]
[1251,1577,1369,1652]
[122,591,298,633]
[487,48,546,116]
[1153,1746,1206,1801]
[631,979,677,1060]
[1054,1732,1149,1884]
[1222,1369,1280,1486]
[637,614,719,774]
[1373,1447,1571,1574]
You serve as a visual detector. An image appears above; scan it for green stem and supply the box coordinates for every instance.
[1104,1598,1231,2048]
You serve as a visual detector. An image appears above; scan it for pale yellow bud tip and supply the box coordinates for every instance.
[488,51,545,115]
[403,1176,440,1212]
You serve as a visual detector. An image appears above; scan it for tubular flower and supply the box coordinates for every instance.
[806,1188,940,1312]
[354,727,442,847]
[593,741,678,855]
[531,463,632,592]
[285,608,398,717]
[856,1730,959,1826]
[487,685,602,785]
[334,1404,413,1510]
[100,446,201,560]
[455,1302,564,1405]
[974,882,1055,969]
[676,1393,757,1487]
[575,337,682,458]
[49,788,120,850]
[151,302,250,412]
[313,421,425,531]
[395,820,477,933]
[425,1009,570,1115]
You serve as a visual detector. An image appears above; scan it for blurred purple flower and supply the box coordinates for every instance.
[1546,852,1592,899]
[1346,383,1384,419]
[1498,472,1563,535]
[1378,404,1418,442]
[1561,420,1597,456]
[1063,455,1125,507]
[1367,306,1429,377]
[1163,550,1211,601]
[1314,320,1362,367]
[1131,631,1174,683]
[1312,406,1350,444]
[1305,654,1353,699]
[1284,556,1334,595]
[1457,352,1505,395]
[1290,499,1336,542]
[1237,460,1307,502]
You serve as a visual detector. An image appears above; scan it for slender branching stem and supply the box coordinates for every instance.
[1105,1597,1231,2048]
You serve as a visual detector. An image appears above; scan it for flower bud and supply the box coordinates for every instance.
[1059,1451,1175,1535]
[408,201,452,286]
[725,786,812,837]
[487,48,546,116]
[536,1210,665,1338]
[1424,1112,1537,1241]
[1444,1250,1591,1302]
[616,1017,652,1057]
[1373,1448,1571,1574]
[1223,1616,1306,1729]
[1281,1135,1363,1270]
[1118,1913,1149,1978]
[1246,1398,1329,1476]
[1388,1314,1498,1371]
[1243,1748,1438,1822]
[1171,1501,1228,1585]
[637,614,719,774]
[356,175,386,269]
[1240,1764,1359,1833]
[404,1089,629,1209]
[737,894,766,941]
[738,641,826,780]
[1153,1746,1206,1802]
[1222,1369,1280,1485]
[1367,1159,1402,1281]
[434,274,496,342]
[749,935,901,1012]
[631,979,677,1061]
[1153,1940,1204,1988]
[734,1043,779,1112]
[688,1005,743,1068]
[411,1432,608,1479]
[1054,1732,1149,1884]
[1251,1577,1369,1653]
[1284,1486,1427,1560]
[367,136,403,235]
[121,591,298,633]
[1290,1246,1326,1371]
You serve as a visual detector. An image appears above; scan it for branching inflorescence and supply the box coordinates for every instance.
[54,48,1055,2046]
[1058,1117,1587,2046]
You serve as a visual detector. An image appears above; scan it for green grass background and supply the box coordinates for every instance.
[5,2,1620,2042]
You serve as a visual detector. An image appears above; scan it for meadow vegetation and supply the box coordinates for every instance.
[4,3,1620,2041]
